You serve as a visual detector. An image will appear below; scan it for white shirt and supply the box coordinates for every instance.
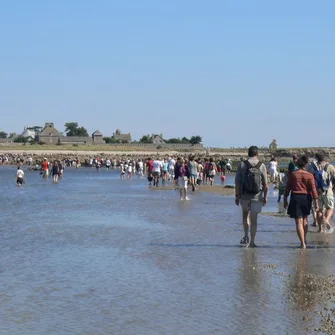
[153,160,163,172]
[269,161,277,170]
[17,169,24,178]
[106,159,111,166]
[168,158,175,169]
[138,161,143,169]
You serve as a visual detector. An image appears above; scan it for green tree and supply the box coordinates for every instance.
[8,132,17,138]
[0,131,7,138]
[189,135,202,145]
[13,135,28,143]
[64,122,89,137]
[103,137,118,144]
[139,135,153,143]
[166,138,182,144]
[181,137,190,143]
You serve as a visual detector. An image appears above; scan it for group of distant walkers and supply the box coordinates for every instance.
[16,158,64,185]
[144,156,232,200]
[235,146,335,248]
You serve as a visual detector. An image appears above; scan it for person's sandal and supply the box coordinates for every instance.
[240,237,249,244]
[249,242,257,248]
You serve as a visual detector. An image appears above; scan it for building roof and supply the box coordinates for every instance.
[39,123,62,136]
[21,129,35,138]
[92,130,103,136]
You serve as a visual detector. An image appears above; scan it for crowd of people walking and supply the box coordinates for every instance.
[9,147,335,248]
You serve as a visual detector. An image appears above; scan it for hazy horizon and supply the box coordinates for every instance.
[1,1,334,148]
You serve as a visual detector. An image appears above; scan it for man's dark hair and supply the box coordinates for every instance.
[315,153,325,163]
[248,146,258,158]
[297,155,309,168]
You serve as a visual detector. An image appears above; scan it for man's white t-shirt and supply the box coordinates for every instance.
[17,169,24,178]
[138,161,143,169]
[153,160,163,172]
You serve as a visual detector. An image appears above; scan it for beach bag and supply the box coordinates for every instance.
[243,160,263,194]
[312,163,331,192]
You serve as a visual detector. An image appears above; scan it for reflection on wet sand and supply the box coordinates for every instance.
[232,250,265,334]
[287,251,318,312]
[286,250,335,334]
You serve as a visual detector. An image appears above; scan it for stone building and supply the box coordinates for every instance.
[36,122,104,144]
[92,130,104,143]
[112,129,132,143]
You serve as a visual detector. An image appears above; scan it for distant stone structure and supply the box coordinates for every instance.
[92,130,104,143]
[112,129,132,143]
[269,139,278,150]
[38,122,63,143]
[36,122,105,144]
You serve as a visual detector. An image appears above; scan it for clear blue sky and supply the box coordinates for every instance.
[0,0,334,147]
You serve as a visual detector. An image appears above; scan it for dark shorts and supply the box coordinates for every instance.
[17,177,23,185]
[287,194,312,219]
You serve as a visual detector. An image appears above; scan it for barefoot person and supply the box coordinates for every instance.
[176,158,189,201]
[42,158,49,179]
[235,146,268,247]
[16,166,25,186]
[284,155,319,248]
[52,160,60,183]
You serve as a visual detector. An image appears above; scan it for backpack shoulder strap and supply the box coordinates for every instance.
[255,161,262,169]
[312,162,318,172]
[244,160,251,169]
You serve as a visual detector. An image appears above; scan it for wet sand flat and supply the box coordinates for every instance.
[0,167,334,335]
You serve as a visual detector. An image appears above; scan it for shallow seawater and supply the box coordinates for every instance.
[0,166,334,335]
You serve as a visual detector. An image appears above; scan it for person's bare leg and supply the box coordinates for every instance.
[242,210,249,240]
[317,210,323,232]
[250,212,258,245]
[303,217,308,244]
[311,206,317,226]
[184,187,188,199]
[295,218,306,248]
[324,208,334,229]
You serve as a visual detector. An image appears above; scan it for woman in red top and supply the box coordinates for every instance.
[284,155,319,248]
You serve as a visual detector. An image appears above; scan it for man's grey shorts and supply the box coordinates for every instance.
[241,199,263,213]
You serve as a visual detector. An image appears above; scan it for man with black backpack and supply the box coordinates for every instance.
[235,146,268,247]
[310,153,335,232]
